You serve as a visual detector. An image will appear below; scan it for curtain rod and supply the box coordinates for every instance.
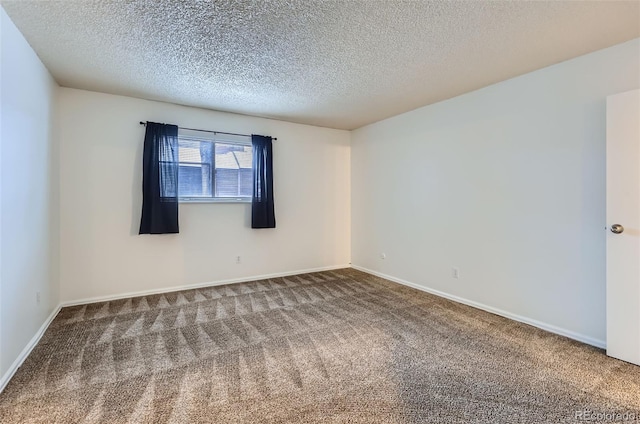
[139,121,277,140]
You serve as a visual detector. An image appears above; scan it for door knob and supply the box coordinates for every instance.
[610,224,624,234]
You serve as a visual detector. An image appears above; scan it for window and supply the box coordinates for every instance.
[177,132,253,202]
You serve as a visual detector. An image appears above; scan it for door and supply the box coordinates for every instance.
[606,89,640,365]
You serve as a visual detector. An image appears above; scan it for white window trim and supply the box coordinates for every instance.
[179,197,251,204]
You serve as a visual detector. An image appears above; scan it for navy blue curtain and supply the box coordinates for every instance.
[251,135,276,228]
[139,122,179,234]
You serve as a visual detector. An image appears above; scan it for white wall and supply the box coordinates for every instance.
[0,8,59,381]
[351,38,640,346]
[58,88,351,303]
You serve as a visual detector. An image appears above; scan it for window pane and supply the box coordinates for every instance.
[214,143,252,197]
[179,139,207,162]
[239,169,252,197]
[179,164,212,197]
[178,138,213,198]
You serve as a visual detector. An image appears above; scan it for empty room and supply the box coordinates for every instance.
[1,0,639,422]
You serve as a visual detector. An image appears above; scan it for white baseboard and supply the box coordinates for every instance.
[0,304,62,393]
[61,264,352,307]
[352,265,606,349]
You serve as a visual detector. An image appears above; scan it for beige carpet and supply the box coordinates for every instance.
[1,268,638,423]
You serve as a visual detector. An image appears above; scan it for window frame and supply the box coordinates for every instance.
[177,133,253,204]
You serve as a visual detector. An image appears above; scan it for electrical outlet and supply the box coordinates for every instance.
[380,253,386,259]
[451,267,460,279]
[236,256,241,264]
[36,291,41,304]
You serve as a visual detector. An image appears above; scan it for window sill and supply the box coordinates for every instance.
[179,198,251,204]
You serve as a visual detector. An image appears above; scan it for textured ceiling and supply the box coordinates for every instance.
[2,1,639,130]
